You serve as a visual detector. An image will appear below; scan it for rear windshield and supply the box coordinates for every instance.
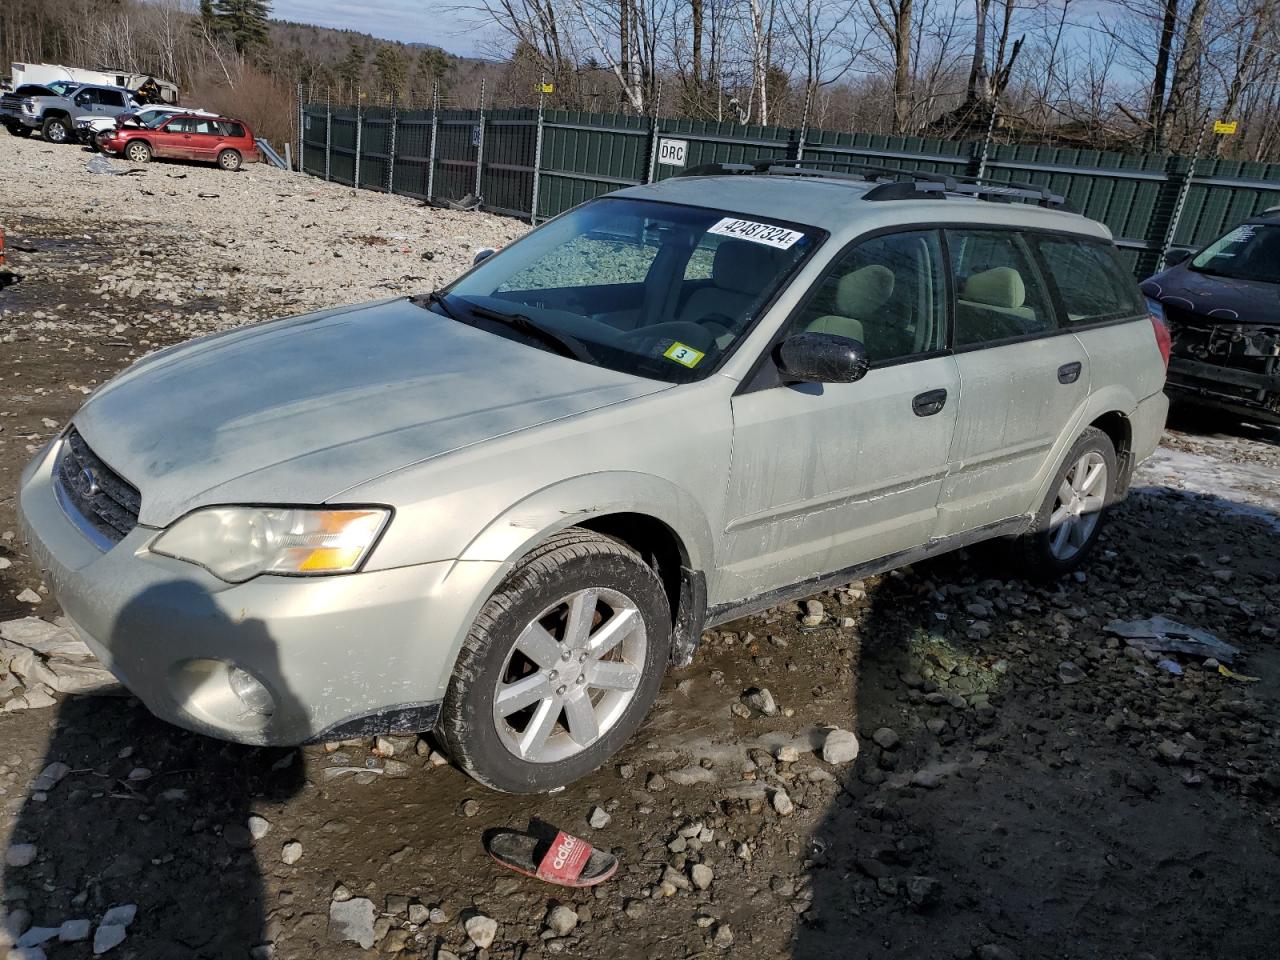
[431,197,820,383]
[1190,223,1280,283]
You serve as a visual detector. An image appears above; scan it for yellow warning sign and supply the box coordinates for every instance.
[538,82,555,94]
[1213,120,1238,135]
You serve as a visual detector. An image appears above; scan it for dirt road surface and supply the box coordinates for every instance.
[2,136,1279,960]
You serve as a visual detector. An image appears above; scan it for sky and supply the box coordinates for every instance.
[269,0,496,57]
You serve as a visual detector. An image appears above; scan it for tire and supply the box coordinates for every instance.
[40,116,70,144]
[438,528,672,794]
[217,149,241,171]
[125,141,152,163]
[1007,426,1117,579]
[6,124,33,138]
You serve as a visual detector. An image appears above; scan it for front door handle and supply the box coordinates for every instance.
[912,388,948,417]
[1058,361,1083,384]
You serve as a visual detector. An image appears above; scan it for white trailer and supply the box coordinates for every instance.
[9,62,177,103]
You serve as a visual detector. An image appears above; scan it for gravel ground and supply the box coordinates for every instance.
[2,134,1279,960]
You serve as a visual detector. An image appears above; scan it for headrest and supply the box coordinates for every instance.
[835,264,895,317]
[712,240,782,294]
[962,267,1025,309]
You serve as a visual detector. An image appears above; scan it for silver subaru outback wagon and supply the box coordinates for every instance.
[18,165,1170,793]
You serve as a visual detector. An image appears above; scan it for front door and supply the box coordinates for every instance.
[718,229,959,606]
[152,116,190,159]
[937,228,1090,535]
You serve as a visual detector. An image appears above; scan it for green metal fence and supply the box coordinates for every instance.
[296,98,1280,277]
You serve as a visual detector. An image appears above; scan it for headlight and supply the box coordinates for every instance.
[151,506,390,583]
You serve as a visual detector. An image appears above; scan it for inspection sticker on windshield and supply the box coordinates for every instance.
[707,217,805,249]
[664,341,706,368]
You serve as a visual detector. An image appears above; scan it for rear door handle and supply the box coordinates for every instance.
[1058,361,1083,384]
[912,388,948,417]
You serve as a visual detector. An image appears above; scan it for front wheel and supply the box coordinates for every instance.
[125,141,152,163]
[437,528,671,793]
[1008,426,1116,579]
[217,149,241,171]
[40,116,70,144]
[7,124,33,138]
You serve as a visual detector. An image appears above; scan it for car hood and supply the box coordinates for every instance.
[74,298,669,526]
[1143,267,1280,325]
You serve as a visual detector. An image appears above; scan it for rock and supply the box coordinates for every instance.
[16,589,41,605]
[223,824,253,850]
[904,875,941,907]
[1057,661,1086,684]
[16,928,58,949]
[58,920,91,943]
[691,863,714,890]
[4,844,36,868]
[588,806,611,829]
[381,928,411,953]
[247,815,271,840]
[92,924,127,955]
[328,897,376,950]
[281,841,303,865]
[428,907,448,924]
[1157,739,1186,763]
[545,905,578,937]
[646,773,667,792]
[872,727,900,750]
[741,687,777,716]
[31,762,70,792]
[821,728,859,765]
[385,895,409,917]
[772,789,794,816]
[464,915,497,949]
[407,902,429,925]
[459,799,480,817]
[98,907,135,930]
[712,923,734,949]
[331,883,352,903]
[776,744,800,763]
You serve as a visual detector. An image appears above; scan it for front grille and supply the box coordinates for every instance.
[54,427,141,544]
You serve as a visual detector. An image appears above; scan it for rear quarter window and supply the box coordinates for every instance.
[1035,235,1145,324]
[217,121,245,137]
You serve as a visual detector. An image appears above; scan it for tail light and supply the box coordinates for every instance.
[1146,297,1172,369]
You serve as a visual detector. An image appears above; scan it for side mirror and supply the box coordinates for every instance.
[1163,248,1192,268]
[776,332,870,384]
[473,247,497,266]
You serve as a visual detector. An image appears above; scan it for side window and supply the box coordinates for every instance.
[790,230,946,364]
[948,230,1055,346]
[1035,236,1144,323]
[166,117,189,133]
[99,90,125,108]
[191,119,217,135]
[75,89,97,106]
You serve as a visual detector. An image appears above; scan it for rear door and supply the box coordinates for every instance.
[96,88,126,118]
[938,228,1090,536]
[187,118,221,161]
[721,229,960,604]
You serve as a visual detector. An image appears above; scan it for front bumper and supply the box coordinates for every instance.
[17,439,502,745]
[2,110,40,130]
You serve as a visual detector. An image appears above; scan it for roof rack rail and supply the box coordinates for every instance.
[675,157,1076,211]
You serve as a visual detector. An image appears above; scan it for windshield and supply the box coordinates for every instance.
[434,197,818,383]
[1190,223,1280,283]
[48,81,78,96]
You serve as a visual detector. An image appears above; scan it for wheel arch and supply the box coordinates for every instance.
[455,472,716,666]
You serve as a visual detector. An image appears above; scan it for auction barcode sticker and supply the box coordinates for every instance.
[707,218,805,250]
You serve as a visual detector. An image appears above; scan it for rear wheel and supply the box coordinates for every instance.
[125,140,152,163]
[438,528,671,793]
[217,149,241,171]
[1008,426,1116,579]
[40,116,70,144]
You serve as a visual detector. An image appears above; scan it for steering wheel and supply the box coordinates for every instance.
[620,321,716,353]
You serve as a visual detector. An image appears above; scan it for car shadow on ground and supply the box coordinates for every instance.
[1167,401,1280,447]
[3,582,304,958]
[791,488,1280,960]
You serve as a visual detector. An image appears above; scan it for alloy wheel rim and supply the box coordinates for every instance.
[220,153,235,169]
[128,144,145,161]
[493,587,647,764]
[1048,450,1107,560]
[49,122,66,142]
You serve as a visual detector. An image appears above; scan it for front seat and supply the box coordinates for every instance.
[678,240,784,346]
[805,264,896,345]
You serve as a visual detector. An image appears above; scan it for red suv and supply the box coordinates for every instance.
[97,113,258,171]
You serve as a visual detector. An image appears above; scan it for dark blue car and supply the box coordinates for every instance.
[1142,210,1280,426]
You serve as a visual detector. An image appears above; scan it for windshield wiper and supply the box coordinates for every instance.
[416,289,464,322]
[466,303,595,362]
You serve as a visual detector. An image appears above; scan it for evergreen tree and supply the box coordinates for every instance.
[213,0,270,54]
[373,44,407,99]
[410,48,452,102]
[337,42,367,98]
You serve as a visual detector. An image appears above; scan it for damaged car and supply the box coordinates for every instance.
[18,166,1169,793]
[1144,211,1280,426]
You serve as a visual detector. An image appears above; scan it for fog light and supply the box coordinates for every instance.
[228,667,275,717]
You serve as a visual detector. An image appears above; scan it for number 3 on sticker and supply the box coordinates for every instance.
[664,341,705,368]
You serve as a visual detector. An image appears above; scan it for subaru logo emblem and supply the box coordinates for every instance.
[80,467,100,497]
